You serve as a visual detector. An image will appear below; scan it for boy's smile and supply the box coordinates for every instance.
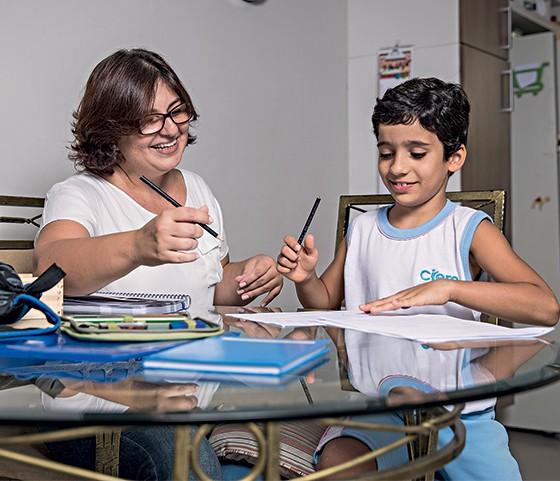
[377,120,465,226]
[389,180,417,192]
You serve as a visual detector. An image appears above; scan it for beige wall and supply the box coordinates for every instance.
[0,0,348,309]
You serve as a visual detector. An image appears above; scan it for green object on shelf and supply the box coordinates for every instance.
[513,62,549,97]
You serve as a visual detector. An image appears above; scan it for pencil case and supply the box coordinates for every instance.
[61,314,224,342]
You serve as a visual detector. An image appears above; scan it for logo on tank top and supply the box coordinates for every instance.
[420,269,459,282]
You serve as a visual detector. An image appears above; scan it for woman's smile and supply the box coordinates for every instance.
[151,137,179,154]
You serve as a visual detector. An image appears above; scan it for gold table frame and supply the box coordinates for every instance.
[0,404,465,481]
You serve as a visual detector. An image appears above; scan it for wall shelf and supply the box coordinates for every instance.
[511,4,560,35]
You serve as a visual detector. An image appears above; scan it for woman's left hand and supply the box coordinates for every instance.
[359,279,454,314]
[235,255,284,306]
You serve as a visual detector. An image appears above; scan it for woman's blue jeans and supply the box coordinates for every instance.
[44,425,222,481]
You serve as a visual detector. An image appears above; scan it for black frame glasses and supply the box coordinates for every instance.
[138,102,192,135]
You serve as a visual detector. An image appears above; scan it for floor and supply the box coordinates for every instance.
[508,428,560,481]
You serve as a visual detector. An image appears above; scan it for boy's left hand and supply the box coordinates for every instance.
[360,279,454,314]
[235,255,284,306]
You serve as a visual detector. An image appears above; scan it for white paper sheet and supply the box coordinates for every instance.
[230,311,337,327]
[230,311,554,343]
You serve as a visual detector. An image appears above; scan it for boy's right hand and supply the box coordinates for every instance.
[276,234,318,283]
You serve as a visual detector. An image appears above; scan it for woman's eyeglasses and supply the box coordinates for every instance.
[138,103,192,135]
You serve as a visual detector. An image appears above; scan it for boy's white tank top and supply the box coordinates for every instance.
[344,200,490,319]
[343,201,494,413]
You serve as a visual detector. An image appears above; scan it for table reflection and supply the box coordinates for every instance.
[0,308,556,421]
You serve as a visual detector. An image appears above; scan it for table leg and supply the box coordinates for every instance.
[266,422,281,481]
[173,425,191,481]
[95,428,121,477]
[0,426,129,481]
[298,404,465,481]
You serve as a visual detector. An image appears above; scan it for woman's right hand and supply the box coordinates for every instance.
[134,205,212,266]
[276,234,318,283]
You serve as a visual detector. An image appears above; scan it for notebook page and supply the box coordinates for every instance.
[229,310,337,327]
[230,311,554,342]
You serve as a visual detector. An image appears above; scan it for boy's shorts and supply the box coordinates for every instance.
[314,409,521,480]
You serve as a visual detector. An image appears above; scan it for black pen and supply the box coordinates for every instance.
[298,197,321,245]
[139,175,222,240]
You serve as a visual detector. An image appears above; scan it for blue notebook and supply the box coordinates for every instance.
[142,336,331,376]
[0,332,186,362]
[141,357,329,387]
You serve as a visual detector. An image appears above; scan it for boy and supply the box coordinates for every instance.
[277,77,559,479]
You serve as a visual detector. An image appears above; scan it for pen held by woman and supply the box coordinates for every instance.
[140,175,223,241]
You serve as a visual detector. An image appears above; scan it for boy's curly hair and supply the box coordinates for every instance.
[372,77,470,159]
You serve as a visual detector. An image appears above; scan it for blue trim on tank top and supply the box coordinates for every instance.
[459,211,491,280]
[378,200,456,239]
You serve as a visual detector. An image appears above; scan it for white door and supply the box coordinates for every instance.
[501,31,560,432]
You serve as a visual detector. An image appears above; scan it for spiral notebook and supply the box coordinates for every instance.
[63,291,191,315]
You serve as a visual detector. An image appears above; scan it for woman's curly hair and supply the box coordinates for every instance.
[69,49,198,175]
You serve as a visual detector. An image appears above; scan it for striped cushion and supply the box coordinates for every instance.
[209,422,326,478]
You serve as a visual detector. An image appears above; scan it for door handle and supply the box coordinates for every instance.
[499,6,512,50]
[501,69,514,113]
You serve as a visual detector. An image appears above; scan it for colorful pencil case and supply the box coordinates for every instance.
[61,314,223,342]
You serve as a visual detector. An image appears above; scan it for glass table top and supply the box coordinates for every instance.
[0,307,558,425]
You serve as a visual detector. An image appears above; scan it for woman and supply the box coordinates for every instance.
[34,48,283,313]
[34,48,284,480]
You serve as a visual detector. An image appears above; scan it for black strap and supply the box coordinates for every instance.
[0,262,65,324]
[24,264,65,297]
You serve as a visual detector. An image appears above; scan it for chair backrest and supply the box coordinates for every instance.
[0,195,45,273]
[335,190,506,325]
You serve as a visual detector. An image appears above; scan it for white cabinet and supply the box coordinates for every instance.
[501,30,560,433]
[511,32,560,301]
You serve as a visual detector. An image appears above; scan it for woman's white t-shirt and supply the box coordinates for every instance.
[39,169,229,314]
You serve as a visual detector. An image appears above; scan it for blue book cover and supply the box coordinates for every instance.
[142,336,331,376]
[141,357,329,387]
[0,333,185,362]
